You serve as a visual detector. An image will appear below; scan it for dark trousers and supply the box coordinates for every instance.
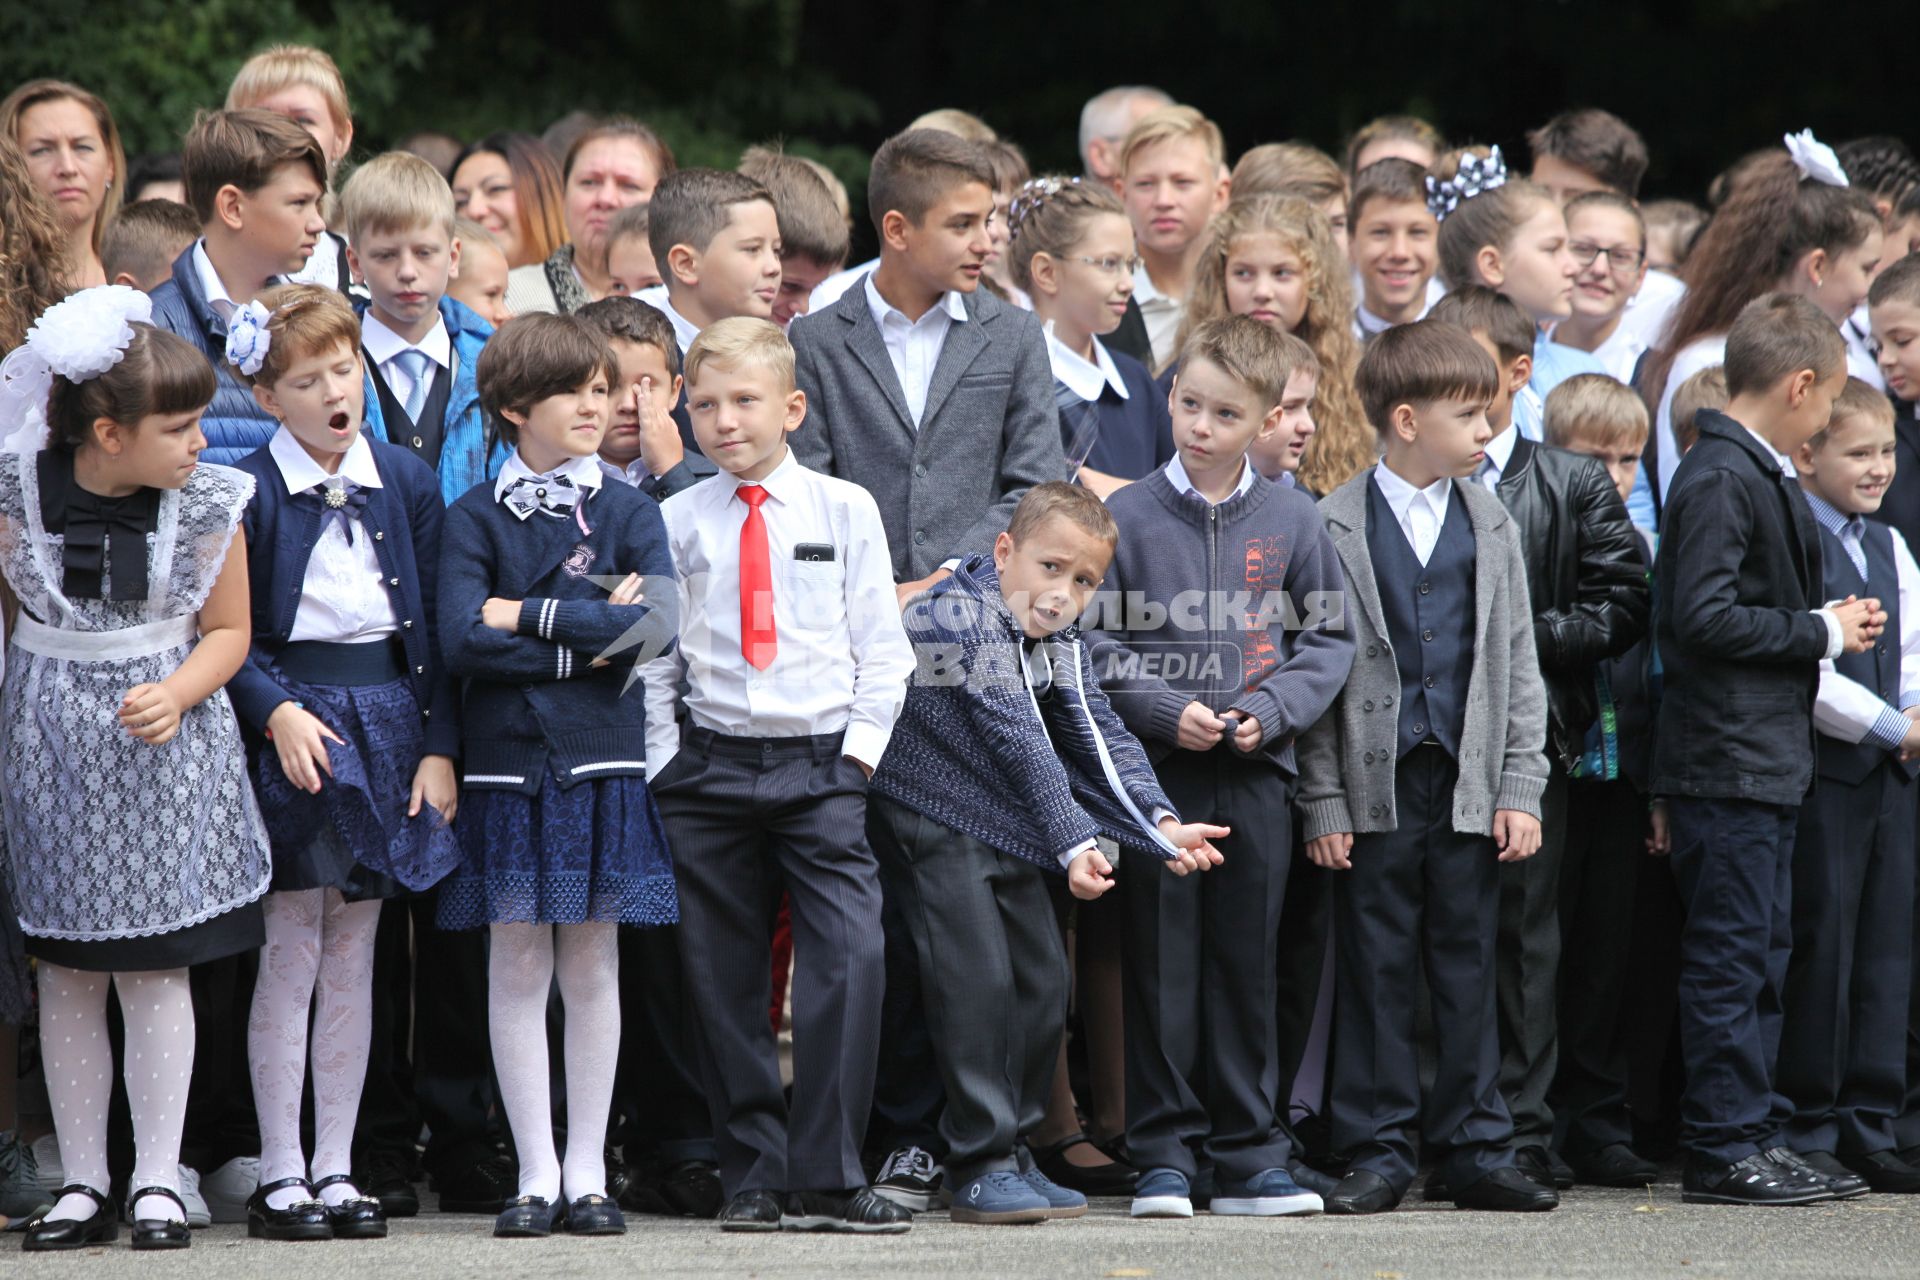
[867,798,1068,1185]
[610,923,716,1167]
[354,892,499,1174]
[1904,784,1920,1152]
[1779,763,1916,1155]
[1667,795,1797,1165]
[653,729,883,1195]
[1331,745,1516,1196]
[870,881,945,1159]
[1550,778,1647,1156]
[1495,761,1567,1147]
[1274,829,1333,1116]
[1121,750,1293,1181]
[181,953,260,1172]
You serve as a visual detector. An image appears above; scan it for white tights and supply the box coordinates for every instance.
[247,889,382,1209]
[38,963,195,1224]
[488,922,620,1204]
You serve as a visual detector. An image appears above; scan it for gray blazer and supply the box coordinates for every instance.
[788,274,1067,580]
[1296,468,1549,841]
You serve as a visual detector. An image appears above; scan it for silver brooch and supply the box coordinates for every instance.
[324,486,349,509]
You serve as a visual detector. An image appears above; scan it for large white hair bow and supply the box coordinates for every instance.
[1784,129,1849,187]
[224,299,272,377]
[1425,146,1509,222]
[0,285,153,453]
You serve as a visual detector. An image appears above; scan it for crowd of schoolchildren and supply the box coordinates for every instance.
[0,42,1918,1253]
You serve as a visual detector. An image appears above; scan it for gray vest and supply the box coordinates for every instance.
[1367,476,1476,759]
[1818,516,1916,783]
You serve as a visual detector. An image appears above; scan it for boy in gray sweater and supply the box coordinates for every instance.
[1091,317,1354,1219]
[1296,319,1553,1215]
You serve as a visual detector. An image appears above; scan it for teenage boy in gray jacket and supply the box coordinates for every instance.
[1297,319,1554,1216]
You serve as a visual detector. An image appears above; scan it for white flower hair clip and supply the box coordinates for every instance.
[224,299,273,377]
[1784,129,1850,187]
[1425,145,1509,222]
[0,284,153,454]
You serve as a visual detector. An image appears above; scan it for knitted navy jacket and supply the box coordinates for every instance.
[438,476,678,794]
[871,555,1181,873]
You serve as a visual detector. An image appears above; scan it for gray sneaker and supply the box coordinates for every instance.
[0,1132,53,1228]
[176,1164,213,1229]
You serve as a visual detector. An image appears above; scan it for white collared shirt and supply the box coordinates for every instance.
[493,449,606,504]
[1165,452,1258,505]
[1046,325,1129,403]
[1131,264,1183,371]
[269,427,397,644]
[1727,422,1844,661]
[1479,424,1520,489]
[1373,463,1453,566]
[598,455,653,487]
[864,275,968,426]
[362,311,453,411]
[651,292,704,356]
[192,240,243,323]
[640,447,915,773]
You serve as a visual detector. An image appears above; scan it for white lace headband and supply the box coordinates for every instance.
[1425,146,1508,222]
[1784,129,1849,187]
[0,285,153,454]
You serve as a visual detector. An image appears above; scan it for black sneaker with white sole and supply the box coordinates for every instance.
[1681,1153,1833,1205]
[871,1146,942,1212]
[782,1188,913,1233]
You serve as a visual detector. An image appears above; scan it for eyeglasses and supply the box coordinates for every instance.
[1569,241,1645,275]
[1073,255,1145,278]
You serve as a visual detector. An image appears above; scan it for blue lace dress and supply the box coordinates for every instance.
[0,450,270,970]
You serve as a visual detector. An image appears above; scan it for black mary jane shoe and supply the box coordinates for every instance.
[565,1193,627,1235]
[313,1174,388,1239]
[128,1185,193,1251]
[21,1184,120,1252]
[246,1177,334,1241]
[493,1194,564,1238]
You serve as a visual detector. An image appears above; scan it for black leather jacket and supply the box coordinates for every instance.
[1494,436,1652,766]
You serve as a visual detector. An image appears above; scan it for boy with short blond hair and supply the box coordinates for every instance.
[641,317,917,1234]
[739,145,851,330]
[149,107,331,463]
[1119,105,1230,369]
[102,198,200,292]
[1775,377,1920,1193]
[1299,318,1554,1216]
[1670,364,1729,459]
[1093,316,1353,1219]
[338,150,502,502]
[605,204,662,297]
[449,218,512,329]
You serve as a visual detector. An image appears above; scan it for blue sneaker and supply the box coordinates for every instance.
[949,1172,1050,1225]
[1021,1168,1088,1219]
[1211,1167,1324,1216]
[1129,1167,1193,1218]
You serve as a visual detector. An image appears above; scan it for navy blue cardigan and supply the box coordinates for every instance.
[871,555,1181,872]
[1062,348,1176,481]
[229,439,461,759]
[438,476,678,793]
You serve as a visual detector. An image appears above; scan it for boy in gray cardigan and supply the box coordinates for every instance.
[1296,320,1553,1216]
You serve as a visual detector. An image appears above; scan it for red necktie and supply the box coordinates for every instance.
[738,484,776,669]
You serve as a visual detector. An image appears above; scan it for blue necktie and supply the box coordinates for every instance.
[394,348,433,424]
[1842,516,1868,580]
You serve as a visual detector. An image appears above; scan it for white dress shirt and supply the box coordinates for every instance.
[641,447,915,775]
[1372,463,1453,566]
[864,274,967,426]
[1725,422,1844,662]
[650,292,704,356]
[1164,452,1258,504]
[599,456,653,487]
[192,240,245,323]
[493,449,606,505]
[1478,423,1521,489]
[1131,265,1184,371]
[269,427,398,644]
[362,311,453,411]
[808,258,880,314]
[1615,267,1685,351]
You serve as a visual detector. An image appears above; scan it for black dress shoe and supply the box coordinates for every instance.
[1453,1166,1560,1211]
[566,1193,627,1235]
[1324,1170,1399,1215]
[1515,1145,1575,1190]
[717,1189,783,1232]
[1682,1153,1830,1205]
[1288,1160,1341,1199]
[313,1174,389,1239]
[664,1159,724,1218]
[492,1194,563,1237]
[1569,1143,1662,1188]
[781,1187,913,1233]
[430,1146,519,1214]
[247,1178,333,1241]
[21,1184,119,1251]
[1421,1170,1451,1202]
[1033,1132,1139,1197]
[603,1147,632,1203]
[128,1185,192,1251]
[1765,1147,1867,1200]
[1841,1150,1920,1193]
[359,1148,419,1217]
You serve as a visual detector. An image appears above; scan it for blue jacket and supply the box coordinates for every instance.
[359,296,508,506]
[438,477,678,793]
[871,555,1181,873]
[228,438,461,759]
[148,244,287,466]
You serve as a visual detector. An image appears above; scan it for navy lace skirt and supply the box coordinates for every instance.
[436,773,679,929]
[253,673,464,899]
